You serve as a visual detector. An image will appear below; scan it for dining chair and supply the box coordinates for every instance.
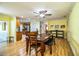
[22,30,29,54]
[28,32,44,56]
[46,30,56,45]
[44,34,54,55]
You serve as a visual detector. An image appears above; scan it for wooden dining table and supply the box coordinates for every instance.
[37,33,53,41]
[26,33,54,56]
[37,33,54,55]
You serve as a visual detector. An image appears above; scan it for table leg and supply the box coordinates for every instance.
[50,45,52,54]
[26,39,28,53]
[54,39,55,45]
[41,42,45,56]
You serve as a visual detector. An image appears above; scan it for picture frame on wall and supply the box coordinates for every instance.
[50,25,54,28]
[55,25,59,29]
[50,24,65,29]
[61,25,65,28]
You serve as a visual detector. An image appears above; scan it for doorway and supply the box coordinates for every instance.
[0,21,9,48]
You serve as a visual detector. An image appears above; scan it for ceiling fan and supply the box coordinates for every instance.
[33,9,52,18]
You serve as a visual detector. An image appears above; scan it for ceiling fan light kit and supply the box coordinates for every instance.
[40,14,45,18]
[33,9,52,18]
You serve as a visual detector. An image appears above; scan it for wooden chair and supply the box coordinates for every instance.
[22,30,30,54]
[44,34,54,55]
[28,32,45,56]
[46,30,56,45]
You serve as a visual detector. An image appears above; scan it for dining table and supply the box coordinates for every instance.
[26,33,55,56]
[37,33,54,55]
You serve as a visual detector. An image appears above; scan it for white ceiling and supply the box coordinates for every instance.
[0,2,75,20]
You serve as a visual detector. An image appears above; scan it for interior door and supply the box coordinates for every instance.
[0,21,9,43]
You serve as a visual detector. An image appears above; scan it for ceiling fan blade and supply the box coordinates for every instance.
[45,14,52,16]
[39,10,47,14]
[33,11,39,14]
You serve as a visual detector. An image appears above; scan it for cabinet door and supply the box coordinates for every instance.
[16,32,22,41]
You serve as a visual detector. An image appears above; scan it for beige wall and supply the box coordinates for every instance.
[47,18,67,38]
[10,16,16,42]
[68,3,79,55]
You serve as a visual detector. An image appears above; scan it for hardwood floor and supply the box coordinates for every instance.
[0,38,74,56]
[45,38,73,56]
